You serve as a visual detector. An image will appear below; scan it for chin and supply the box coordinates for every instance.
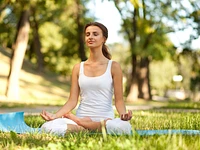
[87,45,96,48]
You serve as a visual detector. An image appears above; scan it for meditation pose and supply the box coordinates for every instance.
[40,22,132,136]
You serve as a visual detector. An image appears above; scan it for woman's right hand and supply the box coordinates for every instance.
[40,110,57,121]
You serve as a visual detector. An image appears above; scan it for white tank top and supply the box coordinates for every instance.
[76,60,114,121]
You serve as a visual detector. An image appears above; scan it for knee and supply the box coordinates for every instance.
[41,118,68,136]
[41,121,53,132]
[106,119,132,135]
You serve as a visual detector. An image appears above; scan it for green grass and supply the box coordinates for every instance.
[127,100,200,109]
[1,110,200,150]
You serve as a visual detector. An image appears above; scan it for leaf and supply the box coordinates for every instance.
[10,131,17,140]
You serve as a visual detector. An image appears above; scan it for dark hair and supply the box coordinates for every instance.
[84,22,111,60]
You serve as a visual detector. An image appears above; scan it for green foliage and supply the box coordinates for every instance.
[150,57,177,96]
[189,50,200,92]
[0,0,92,76]
[113,0,176,60]
[173,49,200,100]
[39,22,63,52]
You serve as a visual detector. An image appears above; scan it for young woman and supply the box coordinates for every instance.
[40,22,132,136]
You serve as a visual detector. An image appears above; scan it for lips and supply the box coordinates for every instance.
[88,41,94,44]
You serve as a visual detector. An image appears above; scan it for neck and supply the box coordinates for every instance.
[87,47,107,63]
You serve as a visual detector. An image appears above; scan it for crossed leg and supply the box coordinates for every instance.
[64,113,111,132]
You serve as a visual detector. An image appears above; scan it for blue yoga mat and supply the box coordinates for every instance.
[0,112,200,135]
[0,111,40,134]
[135,129,200,135]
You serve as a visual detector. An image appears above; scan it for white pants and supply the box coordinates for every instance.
[106,118,132,135]
[41,118,132,136]
[41,118,77,136]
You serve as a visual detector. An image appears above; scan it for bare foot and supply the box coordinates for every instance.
[64,113,92,125]
[104,118,112,126]
[81,117,92,122]
[64,113,79,123]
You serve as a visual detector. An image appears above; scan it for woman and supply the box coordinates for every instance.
[41,22,132,136]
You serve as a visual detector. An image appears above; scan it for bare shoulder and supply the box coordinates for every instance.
[111,61,122,75]
[72,63,81,75]
[73,63,80,70]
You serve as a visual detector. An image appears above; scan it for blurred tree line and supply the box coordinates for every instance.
[0,0,200,101]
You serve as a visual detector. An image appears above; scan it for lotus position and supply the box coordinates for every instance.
[40,22,132,136]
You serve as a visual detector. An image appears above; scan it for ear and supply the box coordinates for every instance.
[104,37,107,43]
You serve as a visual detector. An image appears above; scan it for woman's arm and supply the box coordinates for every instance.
[41,63,80,120]
[111,61,132,121]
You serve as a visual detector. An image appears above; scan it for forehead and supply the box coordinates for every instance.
[85,26,102,33]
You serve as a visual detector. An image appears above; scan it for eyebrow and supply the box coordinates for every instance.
[85,31,99,34]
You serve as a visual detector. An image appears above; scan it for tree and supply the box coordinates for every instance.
[111,0,200,101]
[2,0,92,100]
[75,0,87,61]
[38,0,91,75]
[30,5,44,72]
[179,48,200,101]
[112,0,174,101]
[6,9,30,100]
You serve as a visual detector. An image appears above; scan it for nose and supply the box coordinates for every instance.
[88,34,94,39]
[89,36,93,40]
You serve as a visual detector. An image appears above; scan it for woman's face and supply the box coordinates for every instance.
[85,25,106,48]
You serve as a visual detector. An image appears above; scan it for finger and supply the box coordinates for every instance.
[121,114,125,120]
[121,113,128,121]
[121,114,123,120]
[42,110,46,116]
[40,113,47,120]
[41,110,44,115]
[124,114,128,120]
[40,113,50,121]
[128,110,131,115]
[128,110,132,120]
[41,113,48,120]
[128,110,130,115]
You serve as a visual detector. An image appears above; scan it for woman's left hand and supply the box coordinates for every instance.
[120,110,132,121]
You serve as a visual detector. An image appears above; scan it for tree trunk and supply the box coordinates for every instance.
[32,8,44,72]
[77,19,86,61]
[75,0,87,61]
[125,7,139,101]
[126,55,139,101]
[6,10,30,100]
[138,57,152,100]
[137,31,154,100]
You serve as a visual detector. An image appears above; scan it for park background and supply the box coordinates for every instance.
[0,0,200,103]
[0,0,200,149]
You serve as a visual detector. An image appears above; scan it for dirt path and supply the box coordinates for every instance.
[0,106,61,115]
[1,105,200,115]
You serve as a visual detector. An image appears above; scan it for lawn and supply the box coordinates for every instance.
[0,109,200,150]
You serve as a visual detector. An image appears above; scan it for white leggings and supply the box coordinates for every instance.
[41,118,132,136]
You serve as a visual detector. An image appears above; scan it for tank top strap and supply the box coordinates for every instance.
[106,60,112,73]
[79,61,84,74]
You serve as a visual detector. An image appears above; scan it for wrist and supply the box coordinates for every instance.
[54,113,58,119]
[120,111,126,116]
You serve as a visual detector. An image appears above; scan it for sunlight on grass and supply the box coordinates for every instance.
[0,48,69,105]
[131,111,200,130]
[1,111,200,150]
[126,99,200,109]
